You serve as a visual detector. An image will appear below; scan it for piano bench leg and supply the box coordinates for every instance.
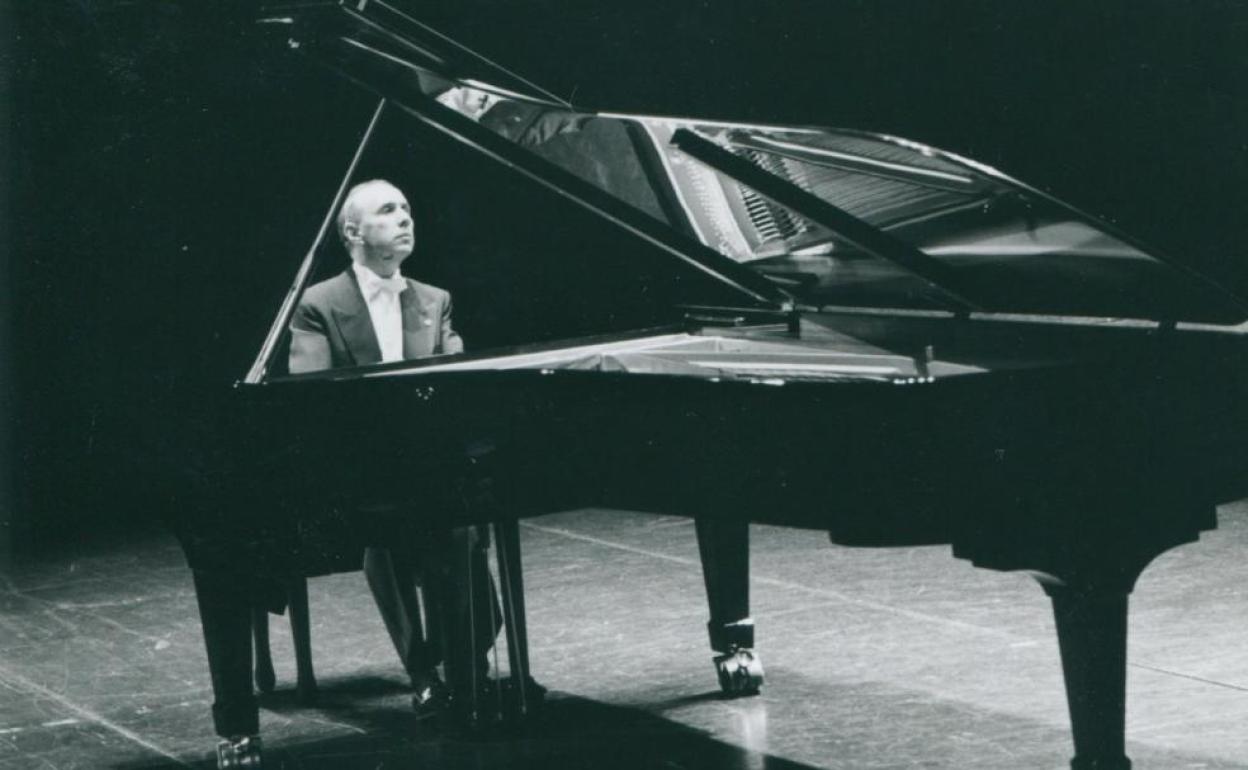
[1043,582,1132,770]
[246,580,317,704]
[250,607,275,695]
[287,577,318,703]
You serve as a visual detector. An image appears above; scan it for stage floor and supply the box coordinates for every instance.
[1,504,1245,769]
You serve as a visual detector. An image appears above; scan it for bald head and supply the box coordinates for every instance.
[337,179,400,247]
[336,179,414,278]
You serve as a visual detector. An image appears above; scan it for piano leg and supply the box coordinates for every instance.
[1043,582,1131,770]
[694,518,763,696]
[191,569,263,769]
[958,494,1212,770]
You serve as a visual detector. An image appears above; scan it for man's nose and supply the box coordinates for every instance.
[399,216,411,229]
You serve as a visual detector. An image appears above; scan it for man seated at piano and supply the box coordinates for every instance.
[288,178,461,371]
[287,178,496,712]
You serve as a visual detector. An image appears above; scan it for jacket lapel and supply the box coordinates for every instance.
[331,270,383,366]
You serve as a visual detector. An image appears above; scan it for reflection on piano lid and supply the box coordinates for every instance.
[358,331,980,383]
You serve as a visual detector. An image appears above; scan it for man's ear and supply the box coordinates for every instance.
[342,221,362,244]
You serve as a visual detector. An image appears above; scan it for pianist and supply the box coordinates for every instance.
[288,178,462,370]
[287,178,492,712]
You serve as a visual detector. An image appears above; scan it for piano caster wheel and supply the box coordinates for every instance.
[714,648,763,697]
[216,735,263,769]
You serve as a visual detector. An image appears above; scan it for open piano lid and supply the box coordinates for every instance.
[250,0,1248,383]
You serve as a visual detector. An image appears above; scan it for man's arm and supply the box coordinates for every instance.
[288,301,333,374]
[440,293,464,355]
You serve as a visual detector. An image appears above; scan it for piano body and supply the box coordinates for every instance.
[180,2,1248,768]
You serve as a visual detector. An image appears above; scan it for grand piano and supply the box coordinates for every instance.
[179,2,1248,768]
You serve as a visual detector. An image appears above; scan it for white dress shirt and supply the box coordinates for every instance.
[352,262,406,363]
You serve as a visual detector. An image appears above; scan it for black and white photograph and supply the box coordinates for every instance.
[2,1,1246,767]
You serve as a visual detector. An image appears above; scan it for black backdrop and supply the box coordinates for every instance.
[4,0,1246,555]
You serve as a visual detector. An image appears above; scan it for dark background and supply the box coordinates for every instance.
[3,0,1246,560]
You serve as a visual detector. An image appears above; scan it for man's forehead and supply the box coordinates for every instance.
[350,181,406,211]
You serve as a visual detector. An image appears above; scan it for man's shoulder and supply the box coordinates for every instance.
[300,271,355,309]
[405,278,452,305]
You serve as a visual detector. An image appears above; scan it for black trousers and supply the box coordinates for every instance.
[364,525,501,684]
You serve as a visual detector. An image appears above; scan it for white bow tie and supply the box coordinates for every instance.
[360,271,406,299]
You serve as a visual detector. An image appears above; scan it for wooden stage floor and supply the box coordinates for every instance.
[1,504,1245,769]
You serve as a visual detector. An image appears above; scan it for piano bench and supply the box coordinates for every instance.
[251,577,318,703]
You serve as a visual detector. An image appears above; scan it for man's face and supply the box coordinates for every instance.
[346,182,414,277]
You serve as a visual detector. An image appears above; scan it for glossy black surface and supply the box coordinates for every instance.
[184,311,1248,580]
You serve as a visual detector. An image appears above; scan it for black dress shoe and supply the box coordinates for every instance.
[410,673,450,718]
